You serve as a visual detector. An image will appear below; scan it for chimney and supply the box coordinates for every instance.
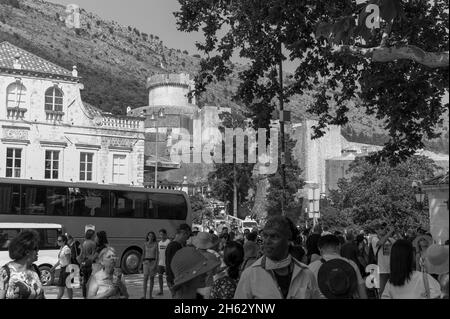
[72,65,78,77]
[13,54,22,70]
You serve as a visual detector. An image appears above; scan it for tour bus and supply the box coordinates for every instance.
[0,223,62,286]
[0,178,192,274]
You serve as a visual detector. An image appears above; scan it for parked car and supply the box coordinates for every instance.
[0,223,63,286]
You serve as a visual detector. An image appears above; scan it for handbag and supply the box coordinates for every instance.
[422,270,430,299]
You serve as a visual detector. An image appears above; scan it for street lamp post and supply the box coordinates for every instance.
[150,108,165,189]
[412,180,426,209]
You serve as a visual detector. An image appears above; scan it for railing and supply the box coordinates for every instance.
[45,110,65,122]
[6,107,27,120]
[102,116,142,129]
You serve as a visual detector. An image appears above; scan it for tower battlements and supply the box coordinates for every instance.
[146,73,193,90]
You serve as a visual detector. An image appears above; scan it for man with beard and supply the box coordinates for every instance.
[234,216,320,299]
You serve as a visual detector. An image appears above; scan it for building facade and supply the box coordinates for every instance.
[0,42,145,185]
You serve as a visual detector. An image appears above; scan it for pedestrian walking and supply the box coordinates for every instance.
[77,229,97,298]
[50,234,73,299]
[157,229,170,296]
[141,231,158,299]
[165,224,191,296]
[211,241,244,299]
[241,232,259,271]
[87,247,129,299]
[370,223,395,294]
[234,216,320,299]
[309,235,367,299]
[170,247,220,299]
[412,235,433,272]
[0,230,45,299]
[192,232,221,298]
[381,240,440,299]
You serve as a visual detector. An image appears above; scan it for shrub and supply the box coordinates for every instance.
[0,0,20,9]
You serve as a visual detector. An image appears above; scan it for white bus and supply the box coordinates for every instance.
[0,178,192,274]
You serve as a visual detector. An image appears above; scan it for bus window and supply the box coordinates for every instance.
[69,188,110,217]
[22,186,47,215]
[35,228,60,250]
[0,185,20,215]
[0,229,19,251]
[111,191,147,218]
[46,187,68,216]
[148,193,187,220]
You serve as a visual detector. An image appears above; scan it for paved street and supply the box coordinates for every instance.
[43,274,172,299]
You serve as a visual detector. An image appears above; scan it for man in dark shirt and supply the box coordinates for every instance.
[165,223,191,296]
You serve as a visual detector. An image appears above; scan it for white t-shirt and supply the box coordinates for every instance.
[381,271,441,299]
[371,236,395,274]
[58,245,71,267]
[158,239,171,266]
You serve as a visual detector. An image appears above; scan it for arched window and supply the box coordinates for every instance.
[6,82,27,109]
[45,87,63,112]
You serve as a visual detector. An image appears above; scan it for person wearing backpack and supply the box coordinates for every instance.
[0,230,45,299]
[77,229,97,298]
[308,234,367,299]
[67,234,81,266]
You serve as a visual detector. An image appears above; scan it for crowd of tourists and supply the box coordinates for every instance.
[0,217,448,299]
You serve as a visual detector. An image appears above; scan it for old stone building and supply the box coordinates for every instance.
[0,41,145,185]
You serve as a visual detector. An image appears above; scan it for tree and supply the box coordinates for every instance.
[175,0,449,165]
[190,194,213,225]
[207,112,255,218]
[330,155,438,233]
[266,136,304,224]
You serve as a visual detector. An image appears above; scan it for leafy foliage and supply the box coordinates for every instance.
[329,155,438,233]
[190,194,213,224]
[266,136,304,223]
[175,0,449,165]
[207,112,255,218]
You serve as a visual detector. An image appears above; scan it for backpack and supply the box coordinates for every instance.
[70,241,81,265]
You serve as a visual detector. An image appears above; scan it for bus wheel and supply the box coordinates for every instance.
[121,249,142,274]
[39,265,54,286]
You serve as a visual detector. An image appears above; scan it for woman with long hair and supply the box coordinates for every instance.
[381,240,440,299]
[141,231,158,299]
[87,247,129,299]
[211,241,244,299]
[92,231,109,274]
[0,230,44,299]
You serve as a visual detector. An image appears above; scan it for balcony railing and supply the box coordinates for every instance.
[6,107,27,120]
[102,116,142,129]
[45,110,65,122]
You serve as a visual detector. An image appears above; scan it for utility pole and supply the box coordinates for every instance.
[278,39,287,216]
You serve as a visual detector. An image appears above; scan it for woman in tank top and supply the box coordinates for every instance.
[141,231,159,299]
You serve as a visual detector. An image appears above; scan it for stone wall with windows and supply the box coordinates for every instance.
[0,72,145,186]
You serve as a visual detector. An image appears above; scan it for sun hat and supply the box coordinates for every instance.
[192,232,220,250]
[424,244,449,275]
[413,235,433,252]
[171,247,220,290]
[318,259,358,299]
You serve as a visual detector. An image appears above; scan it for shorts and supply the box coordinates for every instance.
[157,265,166,275]
[143,259,157,276]
[57,266,69,287]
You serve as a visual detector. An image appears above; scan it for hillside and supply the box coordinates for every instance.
[0,0,448,154]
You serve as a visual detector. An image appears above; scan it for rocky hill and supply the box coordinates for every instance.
[0,0,448,153]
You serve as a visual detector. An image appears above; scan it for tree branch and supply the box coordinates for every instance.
[332,44,449,68]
